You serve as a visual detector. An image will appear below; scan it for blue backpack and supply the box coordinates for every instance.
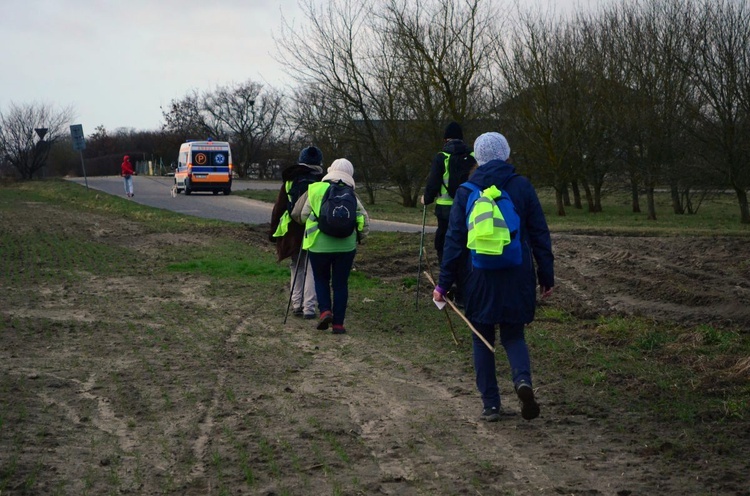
[462,175,522,269]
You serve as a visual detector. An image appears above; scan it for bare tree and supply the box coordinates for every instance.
[160,89,212,141]
[161,80,284,178]
[0,102,73,180]
[276,0,499,206]
[605,0,698,221]
[496,9,577,216]
[691,0,750,224]
[203,81,284,178]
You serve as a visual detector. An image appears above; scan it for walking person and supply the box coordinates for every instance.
[421,121,476,264]
[292,159,369,335]
[270,146,325,319]
[121,155,136,198]
[433,132,554,422]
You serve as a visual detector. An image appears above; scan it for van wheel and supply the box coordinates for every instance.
[223,188,231,195]
[185,179,192,195]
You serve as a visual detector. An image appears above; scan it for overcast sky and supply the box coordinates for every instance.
[1,0,588,135]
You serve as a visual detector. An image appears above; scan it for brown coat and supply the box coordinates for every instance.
[270,184,304,261]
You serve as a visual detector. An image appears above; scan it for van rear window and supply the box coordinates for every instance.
[192,151,229,167]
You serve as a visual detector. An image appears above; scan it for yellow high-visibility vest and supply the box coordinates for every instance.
[436,151,475,206]
[467,185,511,255]
[272,180,297,238]
[302,182,328,250]
[436,152,454,206]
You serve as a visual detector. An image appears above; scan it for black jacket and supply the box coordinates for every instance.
[423,139,474,218]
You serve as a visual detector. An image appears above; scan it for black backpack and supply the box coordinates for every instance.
[317,181,358,238]
[286,173,320,213]
[443,151,476,198]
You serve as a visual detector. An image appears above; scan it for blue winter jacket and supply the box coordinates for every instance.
[438,159,554,325]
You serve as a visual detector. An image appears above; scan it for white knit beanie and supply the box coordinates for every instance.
[322,158,355,188]
[473,132,511,165]
[328,158,354,176]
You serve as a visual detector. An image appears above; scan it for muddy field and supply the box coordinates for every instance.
[1,201,749,495]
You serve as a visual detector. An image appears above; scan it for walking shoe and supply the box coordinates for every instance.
[480,406,501,422]
[331,324,346,335]
[303,313,316,320]
[516,382,540,420]
[317,311,333,330]
[292,307,304,317]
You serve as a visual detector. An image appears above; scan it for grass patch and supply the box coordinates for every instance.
[0,178,228,233]
[167,243,287,281]
[237,181,750,235]
[538,188,750,236]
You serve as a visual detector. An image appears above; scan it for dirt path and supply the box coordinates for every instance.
[2,202,749,495]
[273,320,659,495]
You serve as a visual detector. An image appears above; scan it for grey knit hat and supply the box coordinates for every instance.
[473,132,510,165]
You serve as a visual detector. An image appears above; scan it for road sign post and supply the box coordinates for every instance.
[69,124,88,190]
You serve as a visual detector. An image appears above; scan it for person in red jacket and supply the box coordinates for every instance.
[121,155,136,197]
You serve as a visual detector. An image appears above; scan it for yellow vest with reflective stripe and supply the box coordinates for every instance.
[467,185,511,254]
[436,152,453,206]
[272,180,296,238]
[302,182,327,250]
[436,151,475,206]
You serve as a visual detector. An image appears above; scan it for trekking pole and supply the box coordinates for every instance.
[284,244,305,324]
[423,271,494,353]
[415,203,427,309]
[301,249,310,308]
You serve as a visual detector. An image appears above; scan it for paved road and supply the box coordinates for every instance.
[67,176,434,233]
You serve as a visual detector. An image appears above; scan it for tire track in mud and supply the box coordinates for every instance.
[14,367,139,453]
[552,234,750,327]
[10,366,146,491]
[183,315,251,485]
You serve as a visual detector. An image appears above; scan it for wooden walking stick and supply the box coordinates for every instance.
[422,260,460,346]
[423,271,495,353]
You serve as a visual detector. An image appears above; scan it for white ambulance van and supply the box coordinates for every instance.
[174,140,233,195]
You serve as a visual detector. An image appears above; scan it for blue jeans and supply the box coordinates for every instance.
[471,321,532,409]
[308,250,356,326]
[123,175,133,196]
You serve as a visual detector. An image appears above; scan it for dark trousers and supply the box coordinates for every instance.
[434,215,449,264]
[435,213,465,305]
[471,321,532,410]
[308,250,356,326]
